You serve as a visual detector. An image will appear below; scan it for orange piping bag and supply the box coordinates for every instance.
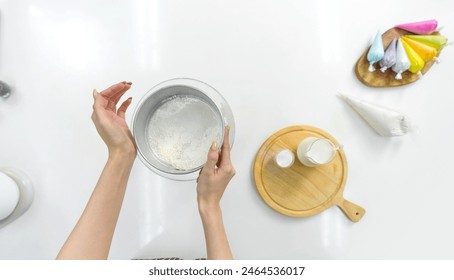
[401,37,438,62]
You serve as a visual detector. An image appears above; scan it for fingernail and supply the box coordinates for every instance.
[122,81,127,84]
[127,81,133,85]
[92,89,98,99]
[128,97,132,102]
[210,141,218,151]
[226,124,231,131]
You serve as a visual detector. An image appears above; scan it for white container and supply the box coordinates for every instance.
[297,137,340,167]
[0,168,34,229]
[0,172,20,220]
[275,149,295,168]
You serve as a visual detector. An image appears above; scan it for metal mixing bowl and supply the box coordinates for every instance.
[132,78,235,181]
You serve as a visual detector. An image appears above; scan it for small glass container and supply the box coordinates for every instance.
[275,149,295,168]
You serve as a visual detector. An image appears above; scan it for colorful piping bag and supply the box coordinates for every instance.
[367,32,385,72]
[401,36,438,62]
[401,38,425,76]
[404,35,448,51]
[379,38,397,72]
[395,19,438,35]
[392,39,411,80]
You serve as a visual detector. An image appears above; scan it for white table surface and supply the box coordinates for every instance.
[1,0,453,259]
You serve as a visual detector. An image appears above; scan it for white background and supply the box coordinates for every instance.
[1,0,453,259]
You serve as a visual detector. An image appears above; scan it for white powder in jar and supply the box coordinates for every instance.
[147,95,223,170]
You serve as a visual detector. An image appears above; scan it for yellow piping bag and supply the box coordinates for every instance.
[401,38,425,77]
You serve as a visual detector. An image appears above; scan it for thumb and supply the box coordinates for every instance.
[203,141,219,174]
[93,89,99,100]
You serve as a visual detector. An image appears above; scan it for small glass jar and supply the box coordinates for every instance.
[275,149,295,168]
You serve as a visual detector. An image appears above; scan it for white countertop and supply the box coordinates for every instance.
[1,0,453,259]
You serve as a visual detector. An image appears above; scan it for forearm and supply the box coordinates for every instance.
[199,204,233,260]
[56,151,135,260]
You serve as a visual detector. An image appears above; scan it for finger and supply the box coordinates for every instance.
[107,84,132,111]
[117,97,133,119]
[112,82,132,104]
[99,82,128,99]
[98,82,128,112]
[219,125,231,167]
[202,141,219,174]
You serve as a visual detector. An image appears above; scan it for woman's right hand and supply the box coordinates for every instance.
[196,125,235,212]
[196,125,235,259]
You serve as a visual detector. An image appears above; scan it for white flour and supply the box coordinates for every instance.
[147,95,223,170]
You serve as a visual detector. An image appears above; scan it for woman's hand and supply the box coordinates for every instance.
[56,82,137,260]
[196,125,235,259]
[91,81,136,157]
[197,125,235,212]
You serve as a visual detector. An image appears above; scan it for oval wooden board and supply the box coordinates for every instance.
[355,28,441,87]
[254,126,365,222]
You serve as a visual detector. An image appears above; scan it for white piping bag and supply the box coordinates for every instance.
[338,94,411,137]
[391,38,411,80]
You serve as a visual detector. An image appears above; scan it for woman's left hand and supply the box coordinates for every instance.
[91,81,136,157]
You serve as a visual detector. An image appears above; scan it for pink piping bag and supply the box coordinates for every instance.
[367,31,385,72]
[395,19,438,35]
[392,39,411,80]
[379,38,397,72]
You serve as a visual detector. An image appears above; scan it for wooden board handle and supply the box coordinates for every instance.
[337,199,365,222]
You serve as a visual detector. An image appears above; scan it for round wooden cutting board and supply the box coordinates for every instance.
[254,126,365,222]
[355,28,441,87]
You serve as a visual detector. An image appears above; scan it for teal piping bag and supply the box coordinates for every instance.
[391,38,411,80]
[379,38,397,72]
[367,31,385,72]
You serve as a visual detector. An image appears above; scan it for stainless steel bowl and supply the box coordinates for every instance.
[132,78,235,181]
